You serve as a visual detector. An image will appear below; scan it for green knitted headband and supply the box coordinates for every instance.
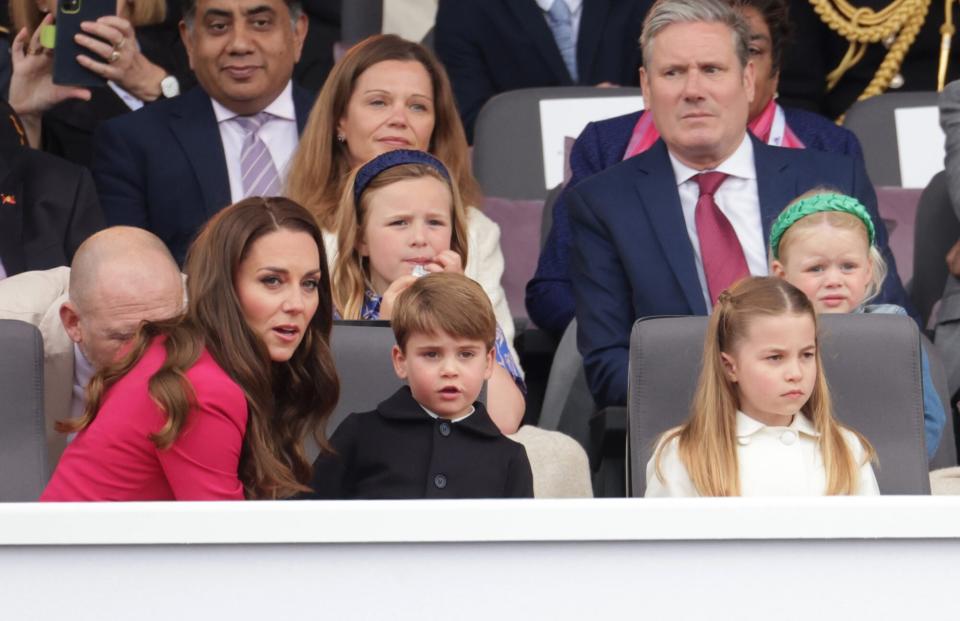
[769,192,876,260]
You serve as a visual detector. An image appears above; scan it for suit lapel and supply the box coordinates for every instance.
[168,87,231,217]
[752,135,796,242]
[576,0,611,83]
[634,141,707,314]
[506,0,572,83]
[0,148,26,275]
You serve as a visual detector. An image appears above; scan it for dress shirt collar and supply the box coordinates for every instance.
[667,133,756,186]
[736,409,820,439]
[211,80,296,124]
[73,343,95,390]
[535,0,582,14]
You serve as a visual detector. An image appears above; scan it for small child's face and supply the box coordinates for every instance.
[392,330,495,419]
[771,225,873,314]
[721,312,817,426]
[358,176,454,295]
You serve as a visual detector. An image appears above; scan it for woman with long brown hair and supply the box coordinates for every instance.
[41,197,339,500]
[286,34,520,364]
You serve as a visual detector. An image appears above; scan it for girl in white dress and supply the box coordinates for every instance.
[646,276,879,497]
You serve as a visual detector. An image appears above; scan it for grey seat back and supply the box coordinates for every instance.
[912,171,959,327]
[0,319,48,501]
[472,86,642,201]
[842,91,940,187]
[341,0,383,46]
[629,314,930,496]
[539,318,594,450]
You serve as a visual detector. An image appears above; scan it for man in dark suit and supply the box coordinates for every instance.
[568,0,910,407]
[434,0,651,142]
[0,101,103,278]
[92,0,313,264]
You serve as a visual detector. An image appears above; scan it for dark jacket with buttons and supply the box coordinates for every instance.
[309,386,534,499]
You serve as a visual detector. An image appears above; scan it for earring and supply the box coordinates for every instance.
[336,133,345,143]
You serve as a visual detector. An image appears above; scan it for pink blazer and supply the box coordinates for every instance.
[41,338,248,501]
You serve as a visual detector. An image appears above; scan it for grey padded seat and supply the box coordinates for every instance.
[539,318,594,451]
[0,319,48,501]
[841,91,941,187]
[341,0,383,46]
[628,314,930,496]
[912,171,960,327]
[472,86,642,201]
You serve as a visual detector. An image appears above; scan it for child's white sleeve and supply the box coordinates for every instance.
[644,437,700,497]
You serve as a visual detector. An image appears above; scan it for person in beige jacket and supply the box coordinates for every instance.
[0,227,183,471]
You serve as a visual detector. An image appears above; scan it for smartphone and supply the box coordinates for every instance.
[52,0,115,87]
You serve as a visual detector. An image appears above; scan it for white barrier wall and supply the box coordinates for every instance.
[2,497,960,619]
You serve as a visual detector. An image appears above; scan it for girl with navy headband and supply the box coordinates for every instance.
[770,189,946,460]
[331,150,526,434]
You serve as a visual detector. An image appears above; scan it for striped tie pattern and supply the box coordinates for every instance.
[545,0,578,83]
[234,112,281,198]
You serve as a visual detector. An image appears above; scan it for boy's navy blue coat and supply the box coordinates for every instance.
[310,386,533,499]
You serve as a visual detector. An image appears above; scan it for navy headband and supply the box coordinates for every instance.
[353,149,451,203]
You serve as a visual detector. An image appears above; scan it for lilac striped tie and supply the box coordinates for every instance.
[234,112,281,198]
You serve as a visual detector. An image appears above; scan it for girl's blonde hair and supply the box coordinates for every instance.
[285,34,480,232]
[10,0,166,33]
[653,276,876,496]
[774,188,888,305]
[332,162,469,319]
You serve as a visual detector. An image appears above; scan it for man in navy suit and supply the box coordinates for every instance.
[569,0,910,407]
[434,0,650,142]
[92,0,313,264]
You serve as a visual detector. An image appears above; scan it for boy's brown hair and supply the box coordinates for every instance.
[392,273,496,352]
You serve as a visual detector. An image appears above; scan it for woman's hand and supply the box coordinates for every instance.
[947,240,960,277]
[425,250,464,274]
[378,275,418,320]
[8,15,92,146]
[74,15,167,101]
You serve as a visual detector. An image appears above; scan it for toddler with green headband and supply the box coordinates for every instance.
[769,189,946,460]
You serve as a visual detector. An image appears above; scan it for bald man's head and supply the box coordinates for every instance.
[61,227,184,368]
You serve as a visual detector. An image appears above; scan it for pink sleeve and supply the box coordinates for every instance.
[155,375,248,501]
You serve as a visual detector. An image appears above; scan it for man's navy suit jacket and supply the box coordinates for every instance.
[434,0,650,141]
[568,134,911,407]
[92,85,315,264]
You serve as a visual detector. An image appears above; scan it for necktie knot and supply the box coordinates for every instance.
[696,171,727,197]
[548,0,572,21]
[233,111,272,134]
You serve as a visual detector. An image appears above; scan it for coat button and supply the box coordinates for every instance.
[737,436,751,446]
[780,430,798,445]
[438,421,451,437]
[434,474,447,489]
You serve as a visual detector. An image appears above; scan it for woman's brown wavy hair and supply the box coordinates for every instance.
[285,33,480,231]
[60,197,340,499]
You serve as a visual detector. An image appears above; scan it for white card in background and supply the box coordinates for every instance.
[539,96,644,190]
[894,106,945,188]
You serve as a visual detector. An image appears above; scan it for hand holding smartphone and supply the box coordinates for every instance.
[53,0,116,86]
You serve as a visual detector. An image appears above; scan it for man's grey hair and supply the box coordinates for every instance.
[181,0,302,31]
[640,0,751,70]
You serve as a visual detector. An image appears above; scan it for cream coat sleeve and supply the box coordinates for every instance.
[644,437,700,497]
[464,207,521,372]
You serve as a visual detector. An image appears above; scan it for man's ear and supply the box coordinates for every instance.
[291,12,308,63]
[743,59,756,104]
[639,67,651,110]
[391,344,408,380]
[179,20,195,71]
[720,352,737,382]
[59,301,83,344]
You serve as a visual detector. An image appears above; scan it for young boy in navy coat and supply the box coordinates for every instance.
[310,272,533,499]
